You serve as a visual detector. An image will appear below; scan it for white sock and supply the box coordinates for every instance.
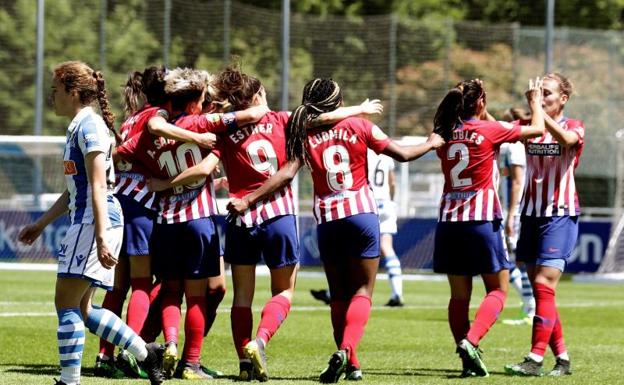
[384,255,403,299]
[557,352,570,361]
[528,352,544,363]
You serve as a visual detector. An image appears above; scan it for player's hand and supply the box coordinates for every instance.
[214,176,229,191]
[505,216,515,238]
[359,99,383,116]
[525,77,543,106]
[427,132,445,149]
[97,241,117,269]
[17,223,44,245]
[196,132,217,149]
[146,178,170,192]
[227,197,250,216]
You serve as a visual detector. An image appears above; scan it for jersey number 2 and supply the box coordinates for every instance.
[447,143,472,188]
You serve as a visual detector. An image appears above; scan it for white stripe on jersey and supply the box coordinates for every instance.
[233,185,295,228]
[313,185,377,224]
[486,189,494,221]
[474,190,483,221]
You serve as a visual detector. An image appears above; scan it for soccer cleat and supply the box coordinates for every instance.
[345,365,363,381]
[456,350,477,378]
[200,363,224,378]
[310,289,331,305]
[384,297,404,307]
[244,339,269,382]
[143,342,166,385]
[53,380,76,385]
[162,342,178,379]
[319,349,347,383]
[548,358,572,376]
[238,361,254,381]
[173,361,214,380]
[456,339,489,377]
[116,350,148,379]
[504,356,544,376]
[94,355,125,379]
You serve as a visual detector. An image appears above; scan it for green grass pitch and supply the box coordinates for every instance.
[0,269,623,384]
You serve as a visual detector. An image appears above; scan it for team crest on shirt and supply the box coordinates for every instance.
[527,143,561,156]
[63,160,78,175]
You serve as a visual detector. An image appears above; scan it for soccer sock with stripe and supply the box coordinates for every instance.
[466,289,506,346]
[85,307,148,362]
[519,267,535,315]
[182,296,206,364]
[340,295,372,360]
[509,267,524,297]
[384,255,403,300]
[126,277,152,334]
[530,283,558,357]
[448,298,470,344]
[256,294,291,346]
[231,306,253,359]
[98,286,127,359]
[204,286,226,337]
[58,308,85,385]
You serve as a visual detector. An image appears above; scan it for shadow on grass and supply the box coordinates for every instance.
[2,363,59,376]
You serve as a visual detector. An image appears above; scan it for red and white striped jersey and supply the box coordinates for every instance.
[306,117,391,224]
[114,105,160,210]
[213,111,296,227]
[436,119,522,222]
[520,117,584,217]
[117,113,228,223]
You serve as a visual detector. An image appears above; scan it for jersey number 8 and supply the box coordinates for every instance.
[323,145,353,192]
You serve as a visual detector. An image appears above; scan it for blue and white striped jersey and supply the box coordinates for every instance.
[63,106,121,227]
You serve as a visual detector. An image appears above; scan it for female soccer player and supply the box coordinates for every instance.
[505,73,583,377]
[227,78,443,382]
[17,61,165,385]
[432,78,544,377]
[148,68,383,382]
[95,67,169,379]
[117,67,268,380]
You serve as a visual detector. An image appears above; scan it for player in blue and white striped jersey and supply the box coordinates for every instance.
[18,61,164,385]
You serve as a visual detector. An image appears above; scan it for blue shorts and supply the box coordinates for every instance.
[116,194,156,257]
[224,215,299,269]
[150,216,221,280]
[516,216,578,266]
[433,220,512,276]
[317,213,380,262]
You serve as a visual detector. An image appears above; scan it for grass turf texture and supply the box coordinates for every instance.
[0,269,623,384]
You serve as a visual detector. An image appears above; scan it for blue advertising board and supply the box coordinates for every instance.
[0,211,612,273]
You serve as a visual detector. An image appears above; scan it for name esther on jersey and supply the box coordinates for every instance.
[309,128,358,148]
[229,123,274,144]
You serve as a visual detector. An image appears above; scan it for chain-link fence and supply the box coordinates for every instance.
[0,0,621,207]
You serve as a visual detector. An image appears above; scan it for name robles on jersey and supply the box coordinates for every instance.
[436,120,522,222]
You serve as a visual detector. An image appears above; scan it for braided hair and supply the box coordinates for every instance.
[286,78,343,164]
[54,61,121,144]
[433,79,485,142]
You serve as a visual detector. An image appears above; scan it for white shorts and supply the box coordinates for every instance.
[377,200,398,235]
[57,223,123,290]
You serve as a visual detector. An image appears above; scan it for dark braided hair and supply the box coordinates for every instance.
[433,79,485,142]
[286,78,343,164]
[123,66,168,118]
[54,61,121,144]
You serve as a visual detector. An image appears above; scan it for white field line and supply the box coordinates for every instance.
[2,300,624,318]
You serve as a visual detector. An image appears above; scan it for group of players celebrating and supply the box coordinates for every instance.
[18,60,582,384]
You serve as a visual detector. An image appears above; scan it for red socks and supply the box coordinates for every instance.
[531,283,558,356]
[448,298,470,344]
[466,289,506,346]
[339,295,372,361]
[182,296,206,364]
[99,286,128,357]
[204,287,226,337]
[256,295,291,345]
[161,287,183,344]
[140,283,162,342]
[549,311,567,356]
[126,277,152,334]
[231,306,253,359]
